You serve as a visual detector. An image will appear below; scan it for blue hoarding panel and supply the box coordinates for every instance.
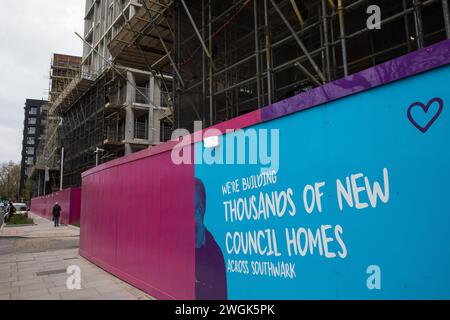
[194,64,450,300]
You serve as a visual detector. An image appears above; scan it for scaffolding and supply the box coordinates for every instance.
[49,54,82,103]
[29,54,83,195]
[170,0,450,131]
[31,0,450,190]
[60,74,107,187]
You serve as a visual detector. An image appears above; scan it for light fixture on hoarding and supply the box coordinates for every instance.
[204,135,220,149]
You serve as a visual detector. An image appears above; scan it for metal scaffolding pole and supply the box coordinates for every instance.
[321,0,332,81]
[37,171,41,197]
[337,0,349,76]
[443,0,450,38]
[175,2,181,129]
[295,62,322,86]
[43,171,46,196]
[290,0,305,30]
[141,0,185,88]
[269,0,326,83]
[60,147,64,191]
[202,0,207,125]
[413,0,425,48]
[403,0,412,52]
[180,0,213,60]
[171,0,448,130]
[264,0,273,104]
[208,0,214,126]
[254,0,262,108]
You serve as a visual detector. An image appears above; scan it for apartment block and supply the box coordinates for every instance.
[19,99,48,196]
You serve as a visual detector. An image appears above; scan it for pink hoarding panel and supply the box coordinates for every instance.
[79,147,195,300]
[69,188,81,224]
[30,188,81,225]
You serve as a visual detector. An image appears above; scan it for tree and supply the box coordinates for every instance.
[0,161,21,201]
[23,179,34,204]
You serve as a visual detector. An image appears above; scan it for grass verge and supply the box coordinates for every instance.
[7,214,34,225]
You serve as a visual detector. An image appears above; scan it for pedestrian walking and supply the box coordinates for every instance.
[52,202,62,227]
[6,200,15,222]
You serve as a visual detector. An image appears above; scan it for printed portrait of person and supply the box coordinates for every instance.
[195,178,228,300]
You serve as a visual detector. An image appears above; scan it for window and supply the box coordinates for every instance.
[28,127,36,135]
[26,147,34,155]
[28,117,36,125]
[27,137,35,145]
[29,107,38,115]
[26,157,34,165]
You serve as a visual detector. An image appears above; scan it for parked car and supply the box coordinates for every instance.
[13,203,28,215]
[3,203,27,222]
[0,205,4,227]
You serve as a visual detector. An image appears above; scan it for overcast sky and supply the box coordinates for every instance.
[0,0,85,164]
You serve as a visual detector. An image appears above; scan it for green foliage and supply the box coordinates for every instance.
[23,179,34,203]
[7,214,34,225]
[0,161,21,201]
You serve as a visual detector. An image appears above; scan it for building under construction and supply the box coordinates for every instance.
[33,0,450,190]
[171,0,450,130]
[27,54,81,196]
[49,0,174,188]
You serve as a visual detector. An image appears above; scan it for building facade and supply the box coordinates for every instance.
[26,54,82,197]
[81,0,172,155]
[49,54,82,104]
[19,99,48,197]
[46,0,173,188]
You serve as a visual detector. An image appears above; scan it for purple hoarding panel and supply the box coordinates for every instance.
[262,39,450,122]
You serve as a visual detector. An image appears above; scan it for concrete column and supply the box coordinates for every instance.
[148,77,154,145]
[149,76,162,145]
[125,71,136,155]
[117,80,121,103]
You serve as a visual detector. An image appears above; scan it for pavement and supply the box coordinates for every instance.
[0,213,154,300]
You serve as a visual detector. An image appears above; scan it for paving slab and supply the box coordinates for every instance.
[99,290,141,300]
[11,288,50,300]
[60,288,101,300]
[0,294,10,300]
[0,213,154,300]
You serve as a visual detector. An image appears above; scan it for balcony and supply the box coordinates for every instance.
[104,129,125,146]
[105,87,126,110]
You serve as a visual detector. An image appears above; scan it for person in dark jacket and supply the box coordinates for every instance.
[52,202,62,227]
[6,200,15,222]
